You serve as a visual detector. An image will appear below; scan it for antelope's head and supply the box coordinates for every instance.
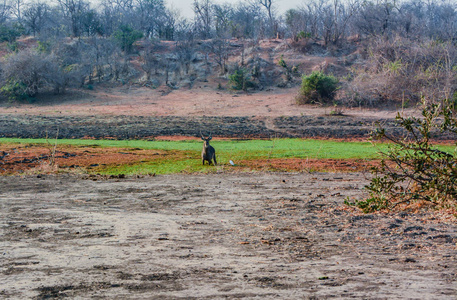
[201,134,212,148]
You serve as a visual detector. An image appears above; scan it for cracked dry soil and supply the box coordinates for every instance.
[1,172,456,299]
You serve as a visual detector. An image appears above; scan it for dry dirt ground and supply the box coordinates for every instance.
[0,87,456,299]
[0,86,410,118]
[1,172,456,299]
[0,87,424,140]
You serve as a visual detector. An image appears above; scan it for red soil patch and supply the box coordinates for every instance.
[0,144,168,175]
[0,143,379,175]
[239,158,379,172]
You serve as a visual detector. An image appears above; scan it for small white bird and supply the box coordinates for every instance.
[229,160,235,166]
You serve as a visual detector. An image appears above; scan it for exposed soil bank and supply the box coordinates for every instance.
[1,173,456,299]
[0,114,409,139]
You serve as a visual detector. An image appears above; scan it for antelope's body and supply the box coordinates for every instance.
[201,135,217,166]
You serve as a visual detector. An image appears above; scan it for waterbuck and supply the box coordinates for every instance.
[201,134,217,166]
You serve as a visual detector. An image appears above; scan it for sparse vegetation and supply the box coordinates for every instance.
[1,49,65,101]
[0,0,452,104]
[2,2,457,297]
[348,98,457,212]
[342,37,457,107]
[2,137,455,176]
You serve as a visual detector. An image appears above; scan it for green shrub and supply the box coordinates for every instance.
[297,31,311,40]
[37,41,52,53]
[278,55,288,69]
[1,80,31,102]
[6,42,18,52]
[228,68,254,91]
[0,23,23,43]
[112,25,143,53]
[348,98,457,212]
[296,71,339,105]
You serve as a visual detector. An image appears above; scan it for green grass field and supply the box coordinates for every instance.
[1,138,456,175]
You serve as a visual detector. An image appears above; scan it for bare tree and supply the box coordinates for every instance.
[424,0,457,41]
[230,1,263,39]
[141,42,159,81]
[113,0,134,11]
[81,8,102,36]
[23,2,50,36]
[136,0,166,38]
[303,0,325,38]
[176,39,196,75]
[193,0,213,39]
[57,0,91,38]
[160,7,180,40]
[323,0,360,46]
[210,38,230,74]
[10,0,24,22]
[86,37,118,82]
[107,48,130,82]
[257,0,277,37]
[161,54,178,86]
[353,0,400,38]
[285,8,309,40]
[98,0,119,36]
[2,49,65,99]
[213,3,232,39]
[0,0,12,25]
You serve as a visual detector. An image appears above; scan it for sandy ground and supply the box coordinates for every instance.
[1,172,456,299]
[0,87,411,118]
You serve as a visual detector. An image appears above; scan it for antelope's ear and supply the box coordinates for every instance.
[201,136,205,140]
[208,136,212,140]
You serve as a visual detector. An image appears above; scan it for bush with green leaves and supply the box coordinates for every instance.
[112,25,143,53]
[0,23,24,43]
[1,80,30,101]
[278,55,288,69]
[228,68,254,91]
[347,98,457,212]
[297,31,311,40]
[296,71,339,104]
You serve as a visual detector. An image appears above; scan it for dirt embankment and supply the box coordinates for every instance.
[1,173,456,299]
[0,114,408,140]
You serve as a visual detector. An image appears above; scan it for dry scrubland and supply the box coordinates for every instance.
[0,86,456,299]
[0,33,456,300]
[0,0,457,297]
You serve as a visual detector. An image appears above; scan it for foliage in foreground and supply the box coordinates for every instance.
[348,99,457,212]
